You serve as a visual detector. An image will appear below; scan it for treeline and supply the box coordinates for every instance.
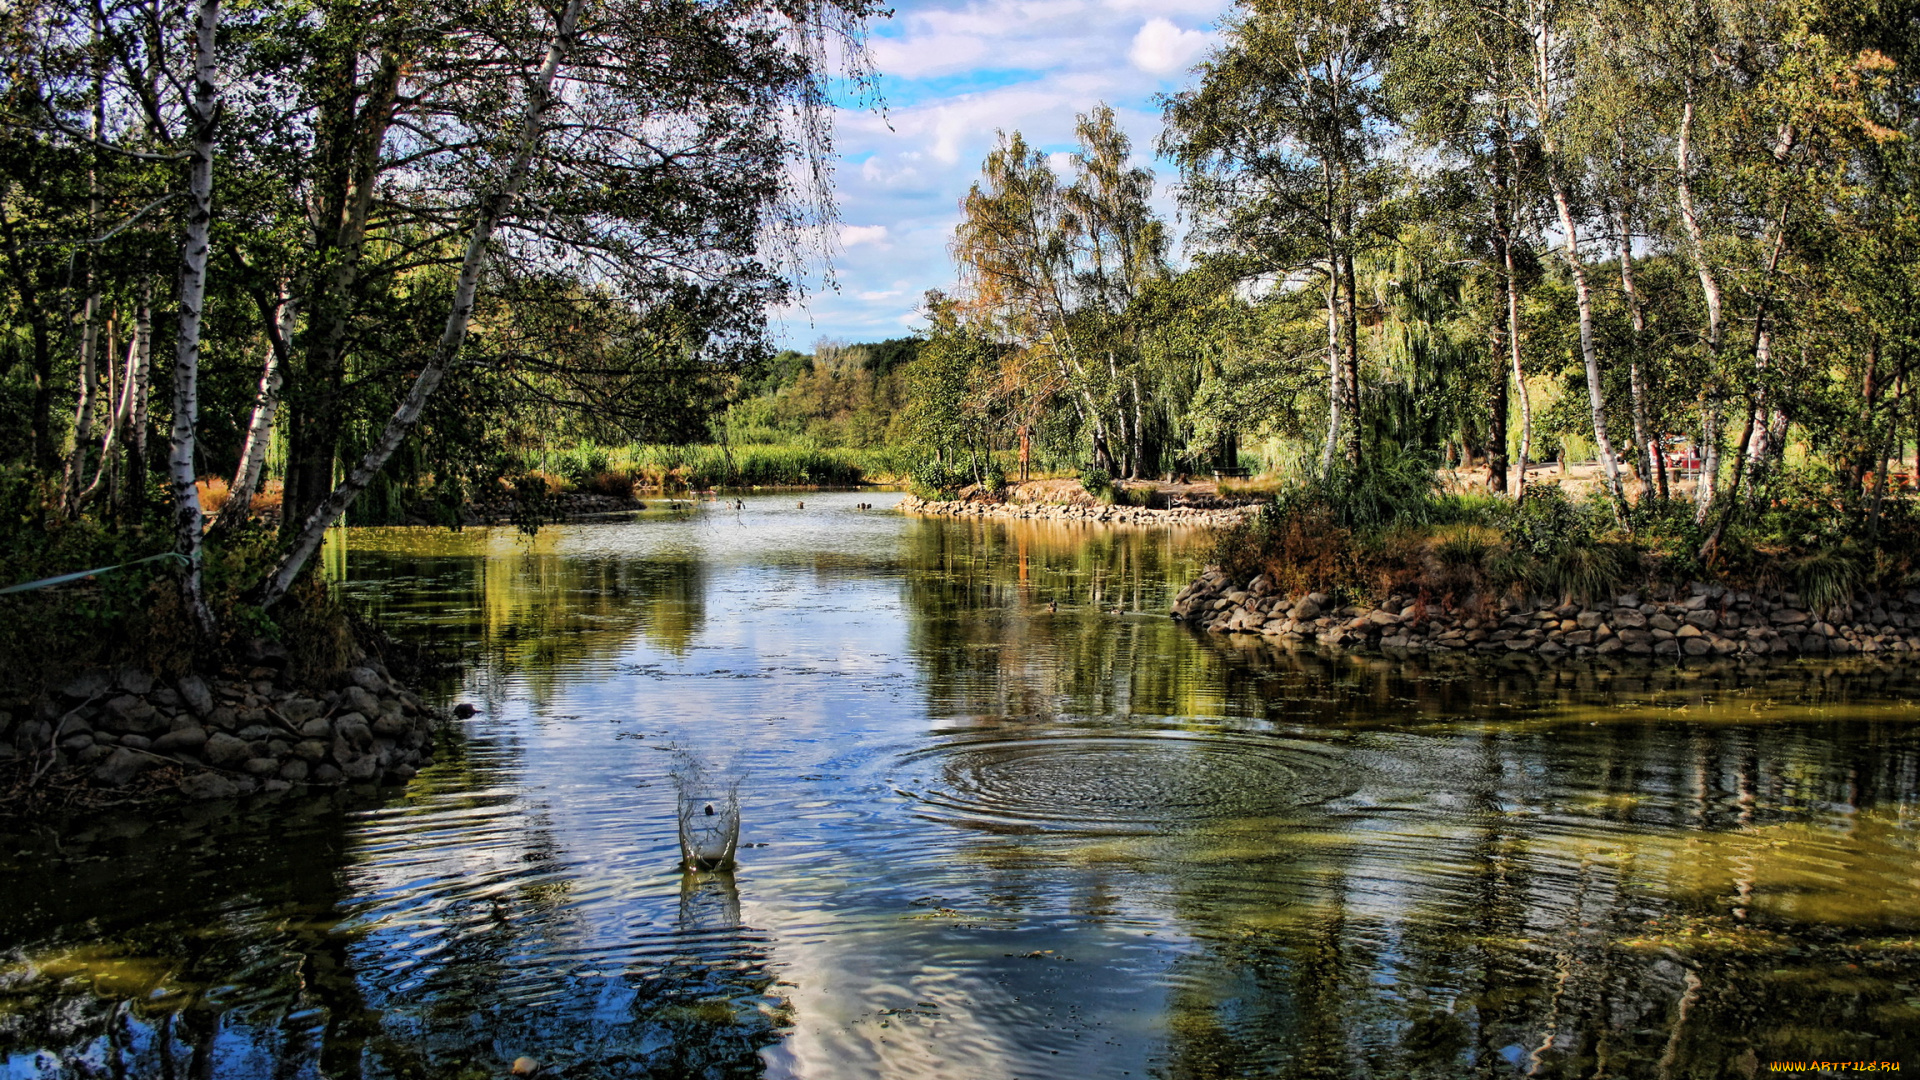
[923,0,1920,558]
[0,0,876,651]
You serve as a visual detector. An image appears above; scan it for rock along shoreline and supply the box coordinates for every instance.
[1174,566,1920,663]
[897,493,1260,528]
[1,652,449,807]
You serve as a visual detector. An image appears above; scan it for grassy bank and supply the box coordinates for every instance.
[1211,457,1918,613]
[529,443,921,493]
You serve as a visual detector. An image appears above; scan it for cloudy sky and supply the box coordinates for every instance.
[771,0,1235,351]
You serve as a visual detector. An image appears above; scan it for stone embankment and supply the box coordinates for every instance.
[1174,567,1920,661]
[899,493,1259,528]
[0,656,448,802]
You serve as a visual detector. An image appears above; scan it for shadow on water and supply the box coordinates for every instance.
[4,497,1919,1077]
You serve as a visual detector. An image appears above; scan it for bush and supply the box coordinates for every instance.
[912,459,967,501]
[1791,547,1860,615]
[1503,484,1588,558]
[1078,466,1113,501]
[983,461,1008,493]
[1275,444,1441,532]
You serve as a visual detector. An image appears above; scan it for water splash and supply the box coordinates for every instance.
[672,751,742,871]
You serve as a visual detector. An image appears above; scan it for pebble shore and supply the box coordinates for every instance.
[898,493,1259,527]
[1,654,448,801]
[1175,567,1920,661]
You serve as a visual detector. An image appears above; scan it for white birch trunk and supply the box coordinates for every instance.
[1615,202,1657,504]
[1550,177,1627,516]
[170,0,222,636]
[218,290,295,528]
[1674,97,1725,522]
[257,0,587,609]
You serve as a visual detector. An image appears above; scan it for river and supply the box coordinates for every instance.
[4,489,1918,1077]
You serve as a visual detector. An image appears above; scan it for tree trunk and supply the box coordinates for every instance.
[1321,265,1343,470]
[76,320,139,509]
[1549,174,1627,521]
[1341,247,1361,465]
[216,289,295,531]
[170,0,223,637]
[257,0,587,610]
[1615,200,1656,505]
[1497,124,1531,498]
[61,55,107,516]
[283,47,408,530]
[1487,320,1508,494]
[1675,95,1725,523]
[125,280,153,509]
[61,288,103,513]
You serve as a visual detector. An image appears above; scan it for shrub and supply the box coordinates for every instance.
[1503,484,1587,558]
[1536,543,1634,604]
[1078,466,1113,500]
[912,459,967,501]
[1791,547,1860,615]
[983,461,1008,493]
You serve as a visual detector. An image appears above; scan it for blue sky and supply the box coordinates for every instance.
[771,0,1235,351]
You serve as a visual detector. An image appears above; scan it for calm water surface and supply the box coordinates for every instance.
[5,489,1920,1078]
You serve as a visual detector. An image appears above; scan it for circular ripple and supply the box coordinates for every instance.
[896,732,1356,834]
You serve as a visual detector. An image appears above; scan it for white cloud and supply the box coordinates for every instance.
[838,224,891,248]
[1128,17,1213,76]
[857,289,903,301]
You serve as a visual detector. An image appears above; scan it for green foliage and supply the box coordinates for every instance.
[1078,466,1114,500]
[1276,445,1442,533]
[911,460,968,501]
[1790,548,1862,615]
[1535,544,1634,605]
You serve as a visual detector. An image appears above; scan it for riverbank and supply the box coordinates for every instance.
[1175,567,1920,662]
[0,653,450,811]
[898,489,1260,527]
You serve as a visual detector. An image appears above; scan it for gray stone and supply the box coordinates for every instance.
[313,764,344,784]
[1685,610,1719,630]
[1575,611,1604,630]
[118,733,151,750]
[293,739,328,762]
[341,755,379,781]
[243,757,280,776]
[349,667,389,696]
[205,706,237,731]
[204,731,252,767]
[1711,637,1741,655]
[372,713,409,738]
[1290,599,1323,620]
[92,748,152,787]
[1612,608,1648,629]
[177,674,214,716]
[1648,613,1679,632]
[60,669,111,701]
[279,759,310,782]
[282,697,324,725]
[1682,637,1713,656]
[300,717,332,738]
[114,666,155,696]
[334,714,372,747]
[1595,638,1625,655]
[151,725,208,754]
[180,772,245,800]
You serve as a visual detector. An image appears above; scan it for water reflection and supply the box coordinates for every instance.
[4,492,1918,1077]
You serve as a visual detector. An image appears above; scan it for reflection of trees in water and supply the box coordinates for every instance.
[1,802,785,1078]
[900,517,1223,719]
[337,531,710,698]
[1143,692,1920,1078]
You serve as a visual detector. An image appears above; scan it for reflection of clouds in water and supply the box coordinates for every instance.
[17,495,1920,1077]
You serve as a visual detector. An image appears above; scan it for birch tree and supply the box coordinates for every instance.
[169,0,221,636]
